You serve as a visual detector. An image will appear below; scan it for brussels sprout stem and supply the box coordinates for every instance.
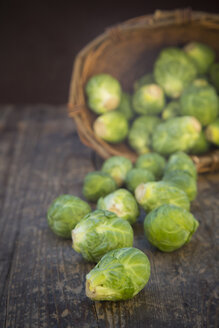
[135,183,146,204]
[86,279,120,301]
[71,229,85,253]
[191,117,201,132]
[107,204,122,218]
[86,280,96,299]
[94,121,106,138]
[86,279,107,301]
[104,96,119,110]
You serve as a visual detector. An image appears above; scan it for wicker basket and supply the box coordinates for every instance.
[68,9,219,173]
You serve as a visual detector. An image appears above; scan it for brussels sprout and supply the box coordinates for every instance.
[72,210,133,262]
[102,156,133,187]
[205,118,219,146]
[125,168,155,193]
[86,247,150,301]
[152,116,201,155]
[135,181,190,212]
[83,171,117,202]
[85,74,122,114]
[144,204,199,252]
[132,84,165,115]
[128,115,161,155]
[180,82,219,126]
[209,62,219,92]
[128,125,151,155]
[93,111,128,143]
[162,101,181,120]
[135,153,166,179]
[165,151,197,179]
[97,189,139,224]
[132,115,162,133]
[47,195,91,239]
[116,92,134,121]
[189,131,210,155]
[133,73,155,91]
[154,47,197,98]
[162,170,197,201]
[184,42,215,75]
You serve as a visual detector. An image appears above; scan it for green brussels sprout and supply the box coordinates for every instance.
[162,101,181,120]
[72,210,133,262]
[128,124,151,155]
[189,131,210,155]
[135,181,190,212]
[125,168,155,193]
[165,151,197,179]
[180,82,219,126]
[86,247,151,301]
[47,195,91,239]
[135,153,166,179]
[162,170,197,201]
[152,116,201,155]
[132,84,165,115]
[101,156,133,187]
[97,189,139,224]
[133,73,155,91]
[128,115,161,155]
[93,111,128,143]
[85,74,122,114]
[131,115,162,134]
[154,47,197,98]
[116,92,134,121]
[209,62,219,92]
[144,204,199,252]
[184,42,215,75]
[83,171,117,202]
[205,118,219,146]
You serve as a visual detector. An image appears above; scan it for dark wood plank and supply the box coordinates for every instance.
[0,105,98,328]
[0,105,32,300]
[0,105,219,328]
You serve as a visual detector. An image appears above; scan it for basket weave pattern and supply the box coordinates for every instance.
[68,9,219,173]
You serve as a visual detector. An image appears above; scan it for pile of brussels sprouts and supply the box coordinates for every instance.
[47,150,200,302]
[86,42,219,153]
[46,41,219,302]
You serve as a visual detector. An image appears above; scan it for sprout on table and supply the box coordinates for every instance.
[72,210,133,262]
[86,247,151,301]
[83,171,117,202]
[135,181,190,212]
[47,195,91,239]
[97,189,139,224]
[144,204,199,252]
[101,156,133,187]
[135,152,166,179]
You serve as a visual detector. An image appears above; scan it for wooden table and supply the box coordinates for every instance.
[0,105,218,328]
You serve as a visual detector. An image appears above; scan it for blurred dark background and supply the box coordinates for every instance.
[0,0,219,104]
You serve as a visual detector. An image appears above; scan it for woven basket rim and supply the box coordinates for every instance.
[69,9,219,71]
[68,8,219,173]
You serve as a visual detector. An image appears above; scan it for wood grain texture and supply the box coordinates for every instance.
[0,105,218,328]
